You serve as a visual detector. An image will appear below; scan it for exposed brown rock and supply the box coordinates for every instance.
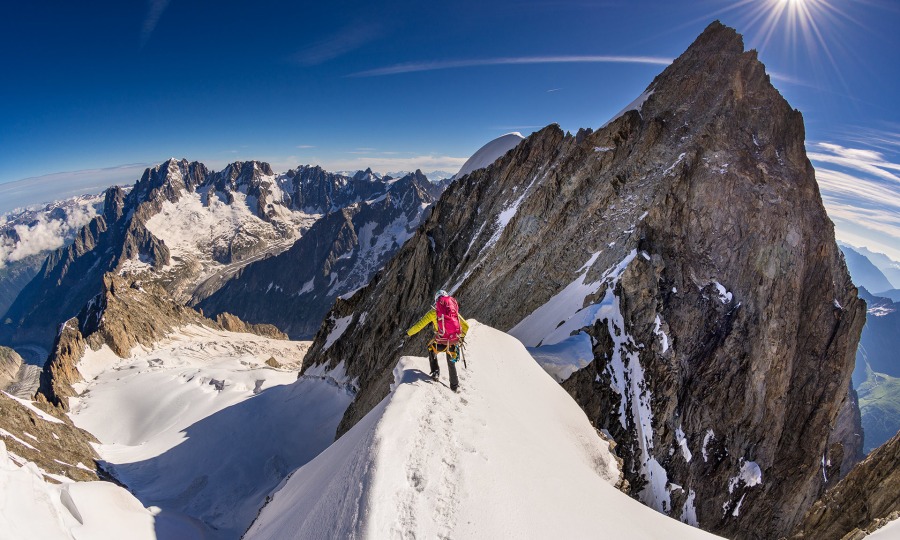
[0,345,22,388]
[216,312,288,340]
[0,392,100,482]
[36,273,291,410]
[791,431,900,540]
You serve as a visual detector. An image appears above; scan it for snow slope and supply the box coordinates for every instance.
[453,132,525,180]
[68,325,354,538]
[246,322,720,539]
[0,440,157,540]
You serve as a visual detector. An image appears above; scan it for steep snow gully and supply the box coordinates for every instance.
[246,323,718,539]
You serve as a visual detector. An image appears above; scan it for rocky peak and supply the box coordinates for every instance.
[352,167,377,182]
[214,160,274,191]
[299,22,864,539]
[103,185,126,222]
[131,158,208,205]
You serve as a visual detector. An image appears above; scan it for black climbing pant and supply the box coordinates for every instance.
[429,348,459,389]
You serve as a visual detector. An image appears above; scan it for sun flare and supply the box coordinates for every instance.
[716,0,854,78]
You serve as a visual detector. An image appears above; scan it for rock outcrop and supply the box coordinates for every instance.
[36,272,277,410]
[791,431,900,540]
[214,312,287,340]
[0,345,22,388]
[0,392,100,482]
[198,171,444,338]
[300,22,864,539]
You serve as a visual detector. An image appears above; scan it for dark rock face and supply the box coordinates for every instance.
[791,430,900,540]
[300,22,864,539]
[284,166,386,214]
[198,171,443,339]
[0,259,41,323]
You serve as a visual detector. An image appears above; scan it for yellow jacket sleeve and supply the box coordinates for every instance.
[459,315,469,337]
[406,309,437,336]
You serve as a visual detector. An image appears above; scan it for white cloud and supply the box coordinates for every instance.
[349,55,672,77]
[0,203,99,269]
[810,141,900,261]
[809,143,900,183]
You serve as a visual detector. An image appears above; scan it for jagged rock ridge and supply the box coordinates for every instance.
[791,430,900,539]
[198,170,444,338]
[300,22,864,539]
[1,159,445,352]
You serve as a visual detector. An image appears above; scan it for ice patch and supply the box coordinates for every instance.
[653,315,670,353]
[322,316,353,352]
[702,429,715,462]
[511,250,636,348]
[728,460,763,493]
[712,281,733,304]
[675,426,692,462]
[681,489,698,527]
[663,153,687,176]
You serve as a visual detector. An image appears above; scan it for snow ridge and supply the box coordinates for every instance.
[246,323,716,539]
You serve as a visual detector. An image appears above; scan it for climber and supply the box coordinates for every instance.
[406,290,469,392]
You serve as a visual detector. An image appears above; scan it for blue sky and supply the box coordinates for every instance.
[2,0,899,259]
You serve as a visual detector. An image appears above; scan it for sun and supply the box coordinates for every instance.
[715,0,854,74]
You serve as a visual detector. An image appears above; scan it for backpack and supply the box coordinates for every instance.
[435,295,462,344]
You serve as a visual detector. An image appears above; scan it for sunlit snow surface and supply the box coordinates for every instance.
[246,323,720,540]
[68,325,353,538]
[0,440,157,540]
[865,517,900,539]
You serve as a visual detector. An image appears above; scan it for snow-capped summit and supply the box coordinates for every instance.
[452,132,525,181]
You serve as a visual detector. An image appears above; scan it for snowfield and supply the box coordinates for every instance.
[0,440,157,540]
[246,322,719,539]
[67,325,353,538]
[4,322,723,539]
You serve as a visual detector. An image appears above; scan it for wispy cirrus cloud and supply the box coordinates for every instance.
[140,0,172,48]
[809,142,900,183]
[810,139,900,260]
[293,23,383,66]
[348,55,672,77]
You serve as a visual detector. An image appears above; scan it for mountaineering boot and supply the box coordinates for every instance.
[447,353,459,391]
[429,349,440,381]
